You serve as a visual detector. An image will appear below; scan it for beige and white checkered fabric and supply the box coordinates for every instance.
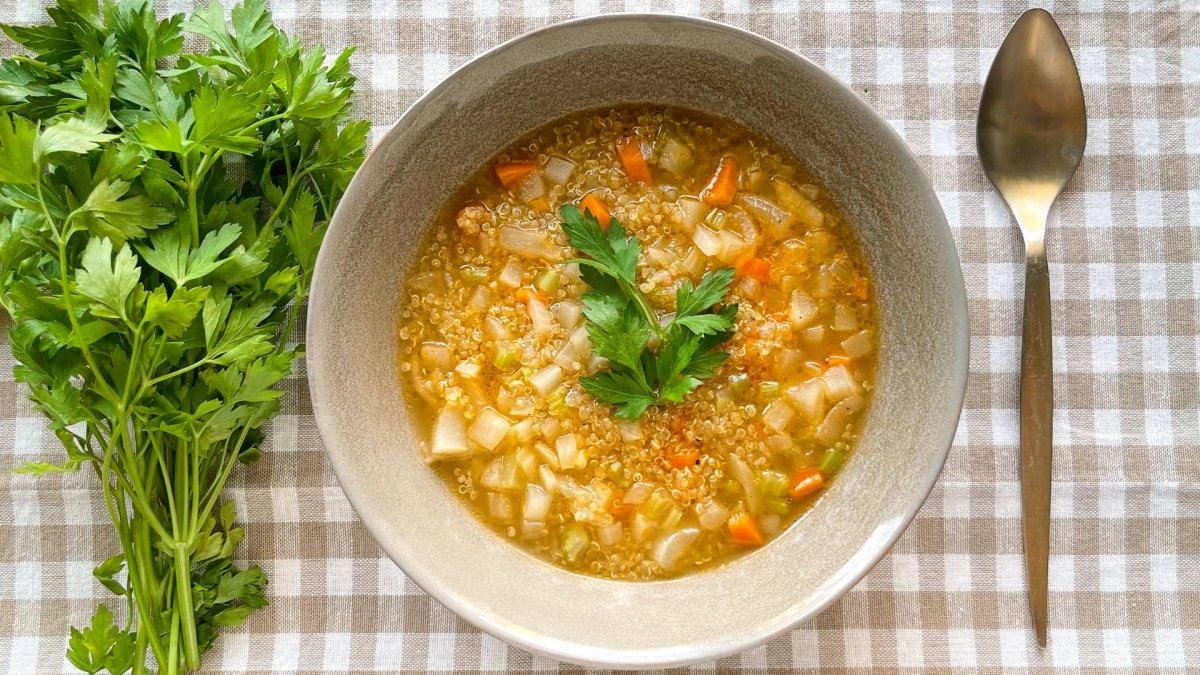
[1,0,1197,672]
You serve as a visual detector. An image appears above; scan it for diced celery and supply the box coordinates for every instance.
[535,268,561,295]
[493,346,518,371]
[819,448,847,474]
[459,264,489,284]
[560,524,590,563]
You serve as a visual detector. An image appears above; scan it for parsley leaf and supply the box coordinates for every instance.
[560,205,738,419]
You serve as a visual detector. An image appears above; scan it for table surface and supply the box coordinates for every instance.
[1,0,1197,672]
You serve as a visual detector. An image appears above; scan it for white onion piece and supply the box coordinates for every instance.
[777,348,804,377]
[658,137,693,177]
[631,512,655,542]
[526,297,554,337]
[833,304,858,332]
[555,433,584,470]
[507,396,534,417]
[529,364,563,396]
[520,520,547,539]
[596,522,623,547]
[677,196,708,230]
[512,418,536,443]
[419,342,452,371]
[522,483,552,521]
[431,407,469,458]
[499,225,557,260]
[697,501,730,530]
[717,229,751,263]
[552,300,583,329]
[762,399,795,433]
[468,407,511,451]
[823,365,861,402]
[455,361,481,379]
[516,172,545,202]
[801,324,825,346]
[693,224,722,257]
[514,447,537,478]
[788,291,818,329]
[534,442,559,470]
[543,155,575,185]
[766,433,793,453]
[553,328,591,371]
[760,514,782,536]
[617,420,645,442]
[485,315,512,340]
[813,264,832,298]
[786,379,827,422]
[498,258,523,287]
[622,482,655,505]
[538,464,559,492]
[815,393,865,445]
[740,195,791,237]
[841,329,873,358]
[467,286,490,312]
[728,454,762,515]
[651,527,700,571]
[681,247,706,277]
[487,493,513,521]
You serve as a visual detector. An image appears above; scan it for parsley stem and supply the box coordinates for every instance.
[174,541,201,670]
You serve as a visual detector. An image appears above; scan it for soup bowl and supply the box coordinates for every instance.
[307,14,967,668]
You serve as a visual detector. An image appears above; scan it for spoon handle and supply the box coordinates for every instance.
[1020,252,1053,647]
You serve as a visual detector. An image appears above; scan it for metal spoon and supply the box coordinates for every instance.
[977,9,1086,647]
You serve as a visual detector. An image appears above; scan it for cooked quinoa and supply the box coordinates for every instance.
[397,106,877,579]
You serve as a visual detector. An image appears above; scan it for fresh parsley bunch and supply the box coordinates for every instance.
[560,204,737,420]
[0,1,365,672]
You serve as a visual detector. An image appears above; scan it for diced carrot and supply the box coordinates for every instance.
[736,255,772,283]
[616,136,652,184]
[494,161,536,188]
[701,156,739,206]
[579,192,612,230]
[852,277,870,299]
[727,512,763,546]
[514,287,549,305]
[667,448,701,469]
[610,492,635,519]
[789,467,825,499]
[826,353,852,367]
[529,197,550,212]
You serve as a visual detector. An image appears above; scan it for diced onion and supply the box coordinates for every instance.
[681,247,706,276]
[526,297,554,337]
[841,329,873,358]
[514,447,538,478]
[677,196,708,230]
[801,325,825,346]
[777,348,804,377]
[455,361,481,379]
[487,493,513,521]
[623,482,655,505]
[833,304,858,332]
[658,137,693,177]
[717,229,751,263]
[516,172,546,202]
[766,433,793,453]
[651,527,700,571]
[485,315,512,340]
[522,483,552,521]
[420,342,452,371]
[538,464,559,491]
[498,258,523,287]
[512,418,536,443]
[617,420,645,442]
[431,407,469,458]
[499,225,558,260]
[480,454,522,491]
[760,514,782,536]
[555,433,584,470]
[823,365,861,402]
[788,291,818,328]
[813,264,832,297]
[631,512,656,542]
[534,441,559,470]
[697,501,730,530]
[815,394,865,445]
[552,300,583,329]
[521,520,547,539]
[728,454,762,515]
[468,407,512,451]
[543,155,576,185]
[761,399,795,433]
[693,224,722,257]
[529,364,563,396]
[740,195,791,237]
[786,379,827,422]
[596,522,623,547]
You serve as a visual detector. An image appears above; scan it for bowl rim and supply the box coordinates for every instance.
[309,12,968,669]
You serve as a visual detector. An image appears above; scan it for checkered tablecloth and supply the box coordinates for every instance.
[1,0,1196,672]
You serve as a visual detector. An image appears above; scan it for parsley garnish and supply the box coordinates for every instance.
[560,204,738,420]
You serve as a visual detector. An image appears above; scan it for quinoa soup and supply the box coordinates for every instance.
[396,106,877,580]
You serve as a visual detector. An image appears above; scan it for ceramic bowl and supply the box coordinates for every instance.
[307,14,967,668]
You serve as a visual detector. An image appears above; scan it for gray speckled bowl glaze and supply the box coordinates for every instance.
[308,14,967,669]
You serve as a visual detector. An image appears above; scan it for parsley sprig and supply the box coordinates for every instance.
[0,1,364,672]
[560,204,738,420]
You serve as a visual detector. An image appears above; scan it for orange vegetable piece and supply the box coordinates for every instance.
[701,156,739,206]
[494,161,536,188]
[727,512,763,546]
[736,255,772,283]
[514,287,549,305]
[529,197,550,212]
[579,192,612,230]
[789,467,825,499]
[616,136,652,184]
[667,448,701,469]
[852,277,870,299]
[609,492,635,519]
